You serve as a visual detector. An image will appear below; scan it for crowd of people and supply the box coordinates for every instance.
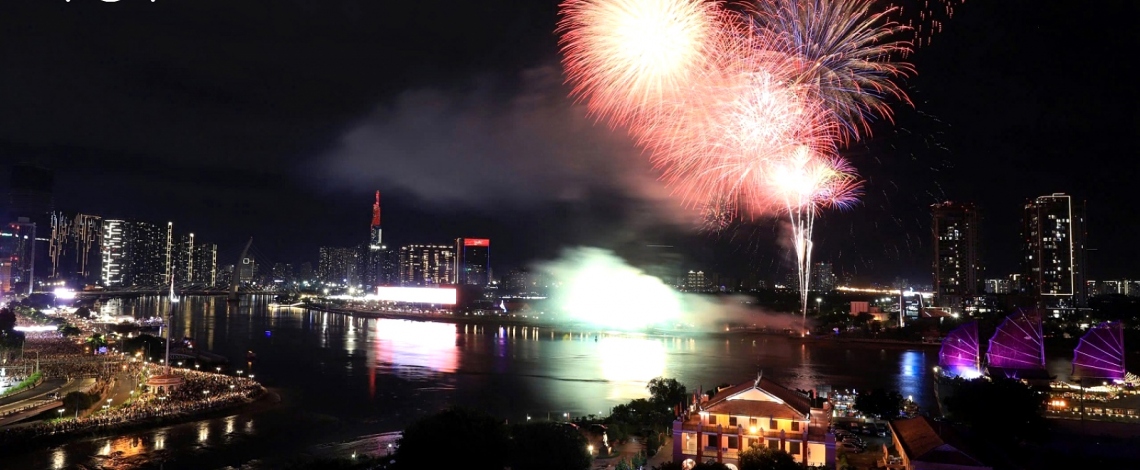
[3,333,118,382]
[0,364,264,445]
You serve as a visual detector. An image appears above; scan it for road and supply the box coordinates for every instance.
[0,377,96,427]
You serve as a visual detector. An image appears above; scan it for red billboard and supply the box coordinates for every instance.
[463,238,490,247]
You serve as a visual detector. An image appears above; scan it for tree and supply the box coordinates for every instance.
[853,388,903,420]
[74,306,92,319]
[86,333,107,352]
[648,377,688,408]
[393,407,509,470]
[853,312,874,327]
[0,308,15,332]
[738,445,802,470]
[58,324,82,337]
[510,422,591,470]
[943,377,1047,444]
[62,391,95,413]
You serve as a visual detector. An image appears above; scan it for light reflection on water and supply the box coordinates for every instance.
[9,295,1051,470]
[598,336,667,400]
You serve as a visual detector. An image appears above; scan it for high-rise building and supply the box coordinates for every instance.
[173,233,195,284]
[193,243,217,287]
[455,238,490,286]
[298,262,314,283]
[0,219,37,294]
[47,213,103,286]
[811,262,837,292]
[318,246,361,285]
[1022,193,1087,310]
[399,244,455,286]
[272,263,294,284]
[100,220,171,288]
[238,255,258,284]
[686,270,706,292]
[932,202,982,311]
[100,220,126,287]
[984,279,1011,294]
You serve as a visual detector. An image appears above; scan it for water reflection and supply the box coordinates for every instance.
[372,319,459,375]
[598,336,666,400]
[51,448,65,470]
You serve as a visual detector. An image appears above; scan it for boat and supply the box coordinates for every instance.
[1071,321,1126,382]
[937,321,982,379]
[984,308,1051,381]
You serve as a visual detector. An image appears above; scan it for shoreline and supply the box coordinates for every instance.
[0,387,275,450]
[300,303,945,349]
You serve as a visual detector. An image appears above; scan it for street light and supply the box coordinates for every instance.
[57,409,65,419]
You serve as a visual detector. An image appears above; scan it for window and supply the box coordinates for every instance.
[789,441,801,455]
[729,416,738,426]
[791,421,800,432]
[750,418,759,427]
[768,439,780,450]
[727,436,738,449]
[769,418,777,429]
[708,435,717,448]
[709,414,717,425]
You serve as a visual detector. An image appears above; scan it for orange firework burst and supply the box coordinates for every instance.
[557,0,725,128]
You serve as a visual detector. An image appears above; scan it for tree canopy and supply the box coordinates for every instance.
[648,377,688,408]
[943,377,1047,444]
[510,421,591,470]
[738,445,802,470]
[853,388,903,420]
[394,408,592,470]
[394,407,509,470]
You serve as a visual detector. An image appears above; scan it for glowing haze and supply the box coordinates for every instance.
[535,247,803,331]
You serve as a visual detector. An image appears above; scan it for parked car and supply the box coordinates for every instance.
[841,436,866,448]
[838,442,863,453]
[873,423,889,437]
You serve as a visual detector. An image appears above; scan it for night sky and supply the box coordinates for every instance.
[0,1,1135,284]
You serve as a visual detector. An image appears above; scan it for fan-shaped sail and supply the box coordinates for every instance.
[987,309,1045,370]
[939,321,981,378]
[1072,322,1125,380]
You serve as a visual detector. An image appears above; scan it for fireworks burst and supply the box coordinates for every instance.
[749,0,915,142]
[557,0,947,327]
[558,0,724,127]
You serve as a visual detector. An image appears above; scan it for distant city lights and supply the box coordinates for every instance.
[53,287,77,300]
[367,286,457,305]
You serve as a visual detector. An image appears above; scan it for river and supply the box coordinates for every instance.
[5,295,1078,469]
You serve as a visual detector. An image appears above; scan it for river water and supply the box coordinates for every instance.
[6,295,1077,469]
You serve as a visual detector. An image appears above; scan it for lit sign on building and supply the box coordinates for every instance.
[373,286,457,305]
[463,238,490,247]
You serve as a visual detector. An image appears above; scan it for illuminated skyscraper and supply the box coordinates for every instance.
[48,212,103,286]
[318,246,361,285]
[193,242,217,287]
[685,270,706,292]
[399,244,455,286]
[0,219,36,294]
[363,191,395,287]
[1022,193,1087,310]
[811,262,837,292]
[455,238,490,286]
[932,201,982,311]
[100,220,126,287]
[99,220,169,287]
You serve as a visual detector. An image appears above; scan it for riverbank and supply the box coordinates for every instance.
[0,385,273,450]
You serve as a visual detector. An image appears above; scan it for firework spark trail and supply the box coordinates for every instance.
[767,149,862,330]
[558,0,921,327]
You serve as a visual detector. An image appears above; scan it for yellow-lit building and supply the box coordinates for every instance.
[672,377,834,469]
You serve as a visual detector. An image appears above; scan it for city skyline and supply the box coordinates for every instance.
[0,1,1134,285]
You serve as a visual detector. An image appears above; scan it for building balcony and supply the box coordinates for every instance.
[679,422,806,441]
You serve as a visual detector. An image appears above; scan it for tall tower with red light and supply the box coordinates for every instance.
[370,191,382,249]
